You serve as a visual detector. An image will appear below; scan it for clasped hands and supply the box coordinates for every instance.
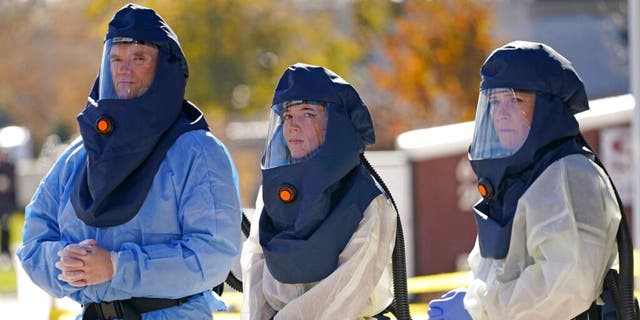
[55,239,114,287]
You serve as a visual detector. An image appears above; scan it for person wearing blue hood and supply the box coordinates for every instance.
[240,63,397,319]
[16,4,242,320]
[427,41,621,320]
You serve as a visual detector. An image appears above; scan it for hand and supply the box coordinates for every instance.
[56,239,114,286]
[428,288,472,320]
[56,242,91,287]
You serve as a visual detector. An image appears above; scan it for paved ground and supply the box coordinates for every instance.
[0,294,20,318]
[0,293,55,320]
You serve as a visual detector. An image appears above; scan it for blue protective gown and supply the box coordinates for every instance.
[17,130,242,319]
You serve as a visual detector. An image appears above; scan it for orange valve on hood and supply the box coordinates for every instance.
[278,184,296,203]
[96,117,114,135]
[477,177,494,199]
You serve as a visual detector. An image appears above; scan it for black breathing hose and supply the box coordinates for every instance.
[391,214,412,320]
[604,266,623,317]
[240,212,251,238]
[614,200,637,320]
[577,134,637,320]
[360,153,413,320]
[223,213,252,293]
[224,264,244,293]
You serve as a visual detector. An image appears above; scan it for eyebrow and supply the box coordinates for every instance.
[489,93,511,99]
[111,44,155,55]
[284,105,322,112]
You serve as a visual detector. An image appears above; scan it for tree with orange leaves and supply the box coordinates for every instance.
[356,0,494,149]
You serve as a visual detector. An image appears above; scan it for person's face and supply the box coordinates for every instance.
[282,103,329,159]
[490,90,535,151]
[109,43,158,99]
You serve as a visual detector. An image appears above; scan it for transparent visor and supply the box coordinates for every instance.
[99,37,159,100]
[469,88,536,160]
[262,101,329,169]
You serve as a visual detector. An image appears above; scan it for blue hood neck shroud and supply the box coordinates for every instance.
[259,63,381,283]
[469,41,590,259]
[71,4,208,228]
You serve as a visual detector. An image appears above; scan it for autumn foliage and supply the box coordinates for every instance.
[0,0,494,152]
[364,0,494,148]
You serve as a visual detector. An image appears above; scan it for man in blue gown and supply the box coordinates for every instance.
[17,4,242,319]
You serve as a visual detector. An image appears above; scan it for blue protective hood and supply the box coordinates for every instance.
[71,4,208,227]
[259,63,381,283]
[469,41,589,259]
[272,63,375,149]
[480,41,588,114]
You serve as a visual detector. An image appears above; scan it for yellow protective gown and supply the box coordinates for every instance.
[464,154,621,319]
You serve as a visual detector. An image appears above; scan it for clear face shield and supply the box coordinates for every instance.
[469,88,536,160]
[262,101,329,169]
[99,37,159,100]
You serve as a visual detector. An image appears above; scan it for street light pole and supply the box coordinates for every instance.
[630,0,640,253]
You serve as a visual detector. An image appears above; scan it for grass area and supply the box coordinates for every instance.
[0,212,25,294]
